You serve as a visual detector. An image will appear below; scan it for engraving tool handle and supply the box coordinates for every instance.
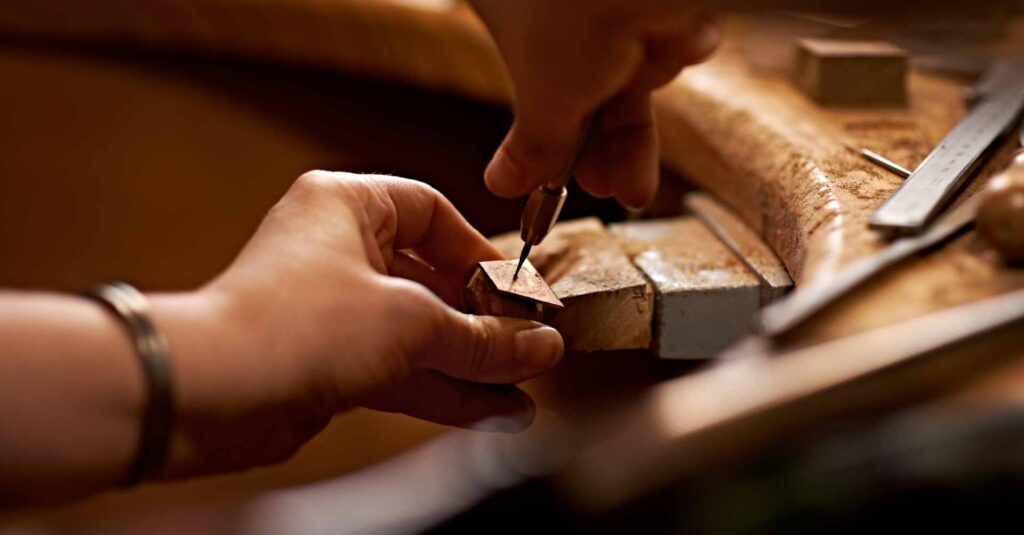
[518,115,596,247]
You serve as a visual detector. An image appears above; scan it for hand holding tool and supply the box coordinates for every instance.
[513,116,595,279]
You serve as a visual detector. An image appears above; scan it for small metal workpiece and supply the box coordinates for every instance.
[843,142,912,178]
[513,116,595,279]
[480,259,563,308]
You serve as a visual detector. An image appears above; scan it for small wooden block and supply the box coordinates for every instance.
[611,218,761,359]
[685,192,793,304]
[464,259,561,321]
[795,39,907,106]
[491,218,654,352]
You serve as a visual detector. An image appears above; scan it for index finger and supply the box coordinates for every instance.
[363,175,503,277]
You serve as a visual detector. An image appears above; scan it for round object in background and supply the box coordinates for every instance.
[977,149,1024,266]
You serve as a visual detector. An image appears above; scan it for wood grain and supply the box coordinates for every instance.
[492,218,653,352]
[685,192,793,305]
[610,218,762,359]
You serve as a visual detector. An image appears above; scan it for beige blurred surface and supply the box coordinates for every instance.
[0,42,523,292]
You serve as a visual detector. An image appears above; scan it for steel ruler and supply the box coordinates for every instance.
[870,59,1024,235]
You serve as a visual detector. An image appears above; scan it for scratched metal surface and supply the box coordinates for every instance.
[479,259,564,308]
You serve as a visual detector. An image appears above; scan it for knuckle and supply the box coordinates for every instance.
[291,171,378,216]
[509,130,560,162]
[507,125,581,174]
[464,315,496,376]
[383,278,444,330]
[295,170,363,196]
[291,171,338,206]
[369,174,441,204]
[295,170,333,191]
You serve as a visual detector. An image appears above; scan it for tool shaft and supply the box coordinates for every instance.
[844,143,911,178]
[513,115,597,278]
[513,244,532,280]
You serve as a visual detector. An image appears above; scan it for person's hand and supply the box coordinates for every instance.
[469,0,721,209]
[152,172,563,478]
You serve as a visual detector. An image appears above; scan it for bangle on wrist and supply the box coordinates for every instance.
[87,282,175,486]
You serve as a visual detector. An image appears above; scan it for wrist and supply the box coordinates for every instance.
[146,288,310,477]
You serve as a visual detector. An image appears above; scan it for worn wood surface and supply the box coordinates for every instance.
[652,46,1024,358]
[610,218,762,359]
[492,218,653,352]
[490,211,786,358]
[685,192,793,305]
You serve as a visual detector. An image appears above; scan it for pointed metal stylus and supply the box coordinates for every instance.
[512,115,596,280]
[843,142,912,179]
[513,244,532,280]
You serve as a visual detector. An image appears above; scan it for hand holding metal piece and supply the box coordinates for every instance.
[513,115,596,279]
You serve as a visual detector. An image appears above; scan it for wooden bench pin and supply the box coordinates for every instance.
[489,218,654,352]
[464,259,564,321]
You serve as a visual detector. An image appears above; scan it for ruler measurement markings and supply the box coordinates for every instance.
[870,64,1024,234]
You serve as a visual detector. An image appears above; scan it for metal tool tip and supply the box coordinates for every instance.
[513,244,532,280]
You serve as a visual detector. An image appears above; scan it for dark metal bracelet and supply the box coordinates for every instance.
[87,282,175,486]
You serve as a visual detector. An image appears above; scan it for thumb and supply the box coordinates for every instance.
[484,112,590,199]
[405,289,564,383]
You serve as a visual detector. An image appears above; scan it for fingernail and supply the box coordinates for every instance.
[474,415,526,433]
[484,148,526,198]
[514,325,563,370]
[621,194,653,212]
[473,401,535,433]
[693,16,722,59]
[623,201,649,213]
